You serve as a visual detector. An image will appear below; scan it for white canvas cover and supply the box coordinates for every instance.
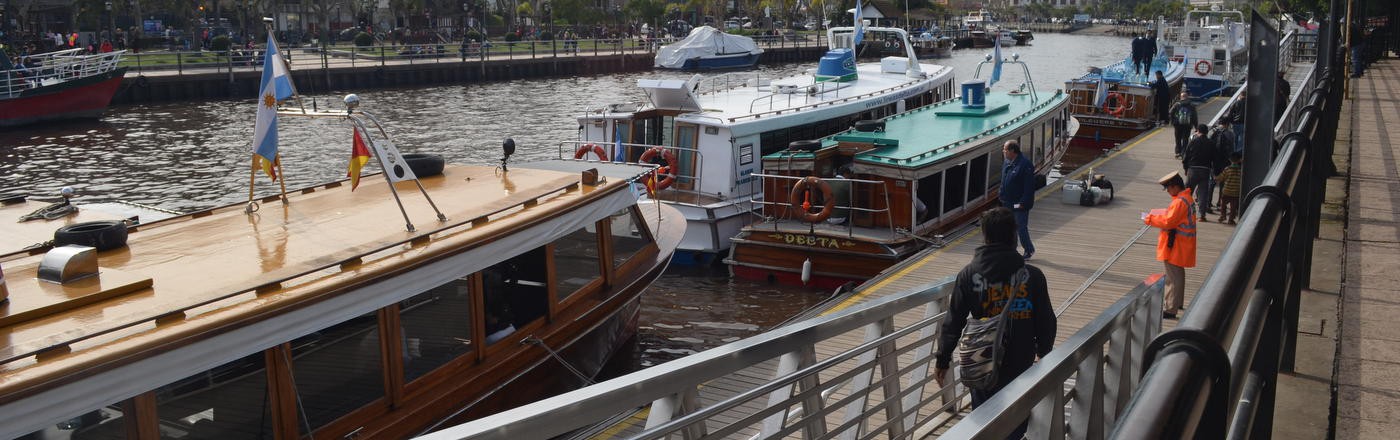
[654,26,763,69]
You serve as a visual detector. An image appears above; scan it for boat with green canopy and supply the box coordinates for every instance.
[726,52,1076,287]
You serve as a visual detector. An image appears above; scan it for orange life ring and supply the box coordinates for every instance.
[789,176,834,223]
[1194,60,1212,76]
[638,146,678,190]
[1103,91,1127,117]
[574,143,608,161]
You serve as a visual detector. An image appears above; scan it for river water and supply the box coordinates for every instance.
[0,32,1129,368]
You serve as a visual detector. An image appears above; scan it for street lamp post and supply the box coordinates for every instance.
[105,1,114,46]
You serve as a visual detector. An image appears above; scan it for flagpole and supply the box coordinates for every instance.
[245,153,258,213]
[275,153,289,202]
[263,19,291,203]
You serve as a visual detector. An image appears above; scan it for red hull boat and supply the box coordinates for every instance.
[1,49,127,128]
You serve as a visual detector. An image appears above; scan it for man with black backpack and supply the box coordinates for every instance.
[934,207,1057,438]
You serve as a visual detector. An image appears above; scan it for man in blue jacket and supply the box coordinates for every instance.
[999,140,1037,260]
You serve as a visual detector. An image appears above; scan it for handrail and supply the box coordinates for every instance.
[555,141,710,205]
[2,49,125,98]
[1110,12,1339,438]
[745,172,896,239]
[418,278,960,440]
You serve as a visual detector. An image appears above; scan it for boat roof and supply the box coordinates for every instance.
[774,89,1067,169]
[599,61,953,127]
[1071,56,1186,86]
[0,160,651,371]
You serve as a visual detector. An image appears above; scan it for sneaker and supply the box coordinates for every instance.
[1217,216,1226,222]
[1023,251,1034,261]
[1201,216,1209,222]
[1228,219,1237,225]
[1163,311,1178,319]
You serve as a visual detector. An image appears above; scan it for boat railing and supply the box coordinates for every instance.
[745,173,896,239]
[556,141,715,205]
[2,49,124,98]
[734,66,951,123]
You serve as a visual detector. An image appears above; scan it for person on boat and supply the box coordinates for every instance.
[1183,124,1216,219]
[934,207,1056,440]
[1145,172,1196,320]
[1130,35,1145,75]
[1151,70,1171,126]
[99,40,113,53]
[999,140,1036,260]
[1169,91,1197,158]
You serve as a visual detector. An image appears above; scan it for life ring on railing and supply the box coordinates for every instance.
[573,143,608,161]
[1194,60,1212,76]
[1103,91,1127,117]
[638,146,678,190]
[789,176,834,223]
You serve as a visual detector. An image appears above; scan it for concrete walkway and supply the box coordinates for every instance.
[1279,57,1400,439]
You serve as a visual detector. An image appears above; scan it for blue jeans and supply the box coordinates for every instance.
[1003,202,1035,256]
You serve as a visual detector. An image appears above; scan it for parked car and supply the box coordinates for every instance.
[724,20,741,30]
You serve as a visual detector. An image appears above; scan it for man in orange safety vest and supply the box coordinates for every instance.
[1143,172,1197,319]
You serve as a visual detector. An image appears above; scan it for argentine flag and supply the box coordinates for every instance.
[989,36,1003,87]
[1094,77,1109,108]
[252,34,297,181]
[853,0,863,46]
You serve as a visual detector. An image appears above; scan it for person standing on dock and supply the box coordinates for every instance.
[1169,91,1197,158]
[934,207,1056,438]
[1152,70,1171,126]
[1145,172,1197,320]
[999,140,1036,260]
[1184,124,1216,218]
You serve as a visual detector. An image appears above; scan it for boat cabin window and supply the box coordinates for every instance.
[969,155,989,199]
[289,311,385,431]
[918,172,942,221]
[989,149,1004,188]
[943,163,968,214]
[399,278,476,383]
[483,247,550,344]
[554,226,603,301]
[609,208,653,269]
[152,352,274,439]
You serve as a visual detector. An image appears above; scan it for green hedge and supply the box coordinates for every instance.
[354,31,373,47]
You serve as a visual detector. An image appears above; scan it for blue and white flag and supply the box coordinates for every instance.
[613,127,625,162]
[853,0,864,46]
[1094,77,1109,107]
[252,34,296,181]
[989,36,1003,87]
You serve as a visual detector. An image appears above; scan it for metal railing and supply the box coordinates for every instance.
[116,33,828,77]
[1109,11,1341,438]
[556,141,715,206]
[746,172,897,239]
[2,48,125,98]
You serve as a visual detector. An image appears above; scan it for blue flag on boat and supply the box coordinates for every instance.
[1094,77,1109,108]
[853,0,864,46]
[613,127,625,162]
[252,34,297,181]
[989,36,1003,87]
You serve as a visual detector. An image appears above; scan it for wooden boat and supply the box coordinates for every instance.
[0,99,683,438]
[1066,18,1185,150]
[726,57,1073,288]
[578,26,955,265]
[0,48,126,128]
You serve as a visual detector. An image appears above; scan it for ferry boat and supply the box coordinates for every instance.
[576,26,956,264]
[654,25,762,70]
[1164,8,1248,98]
[0,48,127,128]
[0,95,682,439]
[1066,18,1185,149]
[911,28,953,58]
[726,54,1073,288]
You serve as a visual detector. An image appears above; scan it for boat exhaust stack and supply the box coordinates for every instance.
[38,245,99,284]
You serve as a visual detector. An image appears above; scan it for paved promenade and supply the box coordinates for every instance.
[1326,57,1400,439]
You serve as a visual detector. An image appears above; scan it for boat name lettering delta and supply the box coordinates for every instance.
[770,233,854,248]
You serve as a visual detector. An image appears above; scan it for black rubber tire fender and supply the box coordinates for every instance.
[53,220,129,251]
[403,153,445,178]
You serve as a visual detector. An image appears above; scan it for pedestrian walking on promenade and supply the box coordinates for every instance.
[999,140,1037,260]
[1169,91,1197,157]
[1183,124,1215,218]
[935,207,1057,439]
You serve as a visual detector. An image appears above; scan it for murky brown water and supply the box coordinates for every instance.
[0,32,1126,368]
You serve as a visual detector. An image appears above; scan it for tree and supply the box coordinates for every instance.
[624,0,665,26]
